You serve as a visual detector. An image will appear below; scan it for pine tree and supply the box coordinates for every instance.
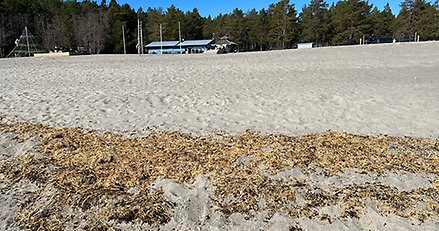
[202,15,213,39]
[331,0,373,45]
[370,3,396,36]
[222,9,246,50]
[396,0,439,41]
[105,1,136,53]
[144,7,164,43]
[163,5,184,41]
[246,9,261,51]
[256,9,270,50]
[59,1,79,48]
[299,0,331,46]
[184,8,204,40]
[435,1,439,39]
[267,0,298,49]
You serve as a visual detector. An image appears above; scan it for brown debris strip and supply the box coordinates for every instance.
[0,118,438,229]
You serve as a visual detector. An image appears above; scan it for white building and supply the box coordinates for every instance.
[297,43,314,49]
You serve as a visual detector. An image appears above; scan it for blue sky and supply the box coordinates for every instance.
[102,0,413,16]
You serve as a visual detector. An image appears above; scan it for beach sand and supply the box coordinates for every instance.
[1,42,438,137]
[1,42,438,230]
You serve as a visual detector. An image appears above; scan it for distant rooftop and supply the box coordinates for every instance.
[145,39,214,48]
[179,39,214,46]
[215,37,236,46]
[145,41,179,47]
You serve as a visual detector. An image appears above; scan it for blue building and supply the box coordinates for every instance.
[145,39,214,54]
[145,41,180,54]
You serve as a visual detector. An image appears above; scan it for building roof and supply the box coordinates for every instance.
[215,37,236,46]
[179,39,214,46]
[145,41,179,48]
[146,39,214,48]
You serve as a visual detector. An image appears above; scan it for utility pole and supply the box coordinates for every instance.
[137,19,143,56]
[178,21,182,54]
[140,21,144,54]
[122,25,126,54]
[160,23,163,54]
[25,26,30,57]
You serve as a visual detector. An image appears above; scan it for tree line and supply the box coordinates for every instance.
[1,0,438,57]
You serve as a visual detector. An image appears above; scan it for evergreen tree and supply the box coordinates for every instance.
[59,1,79,48]
[267,0,298,49]
[331,0,373,45]
[105,1,136,53]
[435,1,439,38]
[396,0,439,41]
[210,14,226,40]
[184,8,204,40]
[202,15,213,39]
[256,9,270,50]
[371,3,396,36]
[144,7,164,43]
[225,8,246,50]
[246,9,262,50]
[163,5,184,41]
[299,0,331,46]
[210,9,246,50]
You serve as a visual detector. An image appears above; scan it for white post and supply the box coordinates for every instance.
[414,32,417,42]
[25,26,30,56]
[160,23,163,54]
[417,35,420,42]
[140,21,144,54]
[137,19,141,56]
[122,25,126,55]
[179,21,182,54]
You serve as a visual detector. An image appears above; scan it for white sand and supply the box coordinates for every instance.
[1,42,439,230]
[1,42,438,137]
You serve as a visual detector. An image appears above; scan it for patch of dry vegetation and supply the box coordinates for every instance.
[1,118,438,229]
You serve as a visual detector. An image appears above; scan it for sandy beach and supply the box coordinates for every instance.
[1,42,438,137]
[1,42,438,230]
